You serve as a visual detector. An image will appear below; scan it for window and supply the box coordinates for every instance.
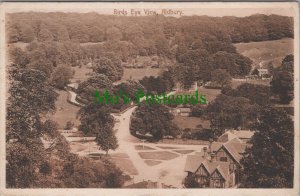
[212,179,224,188]
[220,157,227,162]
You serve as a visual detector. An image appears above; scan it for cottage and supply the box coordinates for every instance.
[257,68,268,77]
[184,136,249,188]
[185,154,232,188]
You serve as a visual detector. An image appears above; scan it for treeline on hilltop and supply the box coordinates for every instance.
[7,13,293,44]
[7,13,293,89]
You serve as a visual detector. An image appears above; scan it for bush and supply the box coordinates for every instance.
[191,105,205,117]
[65,121,74,130]
[184,175,199,188]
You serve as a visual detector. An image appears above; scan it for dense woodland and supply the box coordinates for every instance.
[6,12,294,188]
[8,13,293,87]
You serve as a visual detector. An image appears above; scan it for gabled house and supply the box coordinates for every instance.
[257,68,268,77]
[185,155,232,188]
[184,136,250,188]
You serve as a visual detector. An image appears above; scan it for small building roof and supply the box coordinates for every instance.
[184,155,205,173]
[218,131,238,143]
[257,68,268,72]
[185,155,230,181]
[211,142,223,152]
[222,138,247,163]
[218,129,254,142]
[232,130,255,139]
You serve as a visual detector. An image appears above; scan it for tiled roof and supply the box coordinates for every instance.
[218,129,254,142]
[217,162,230,179]
[218,131,238,143]
[185,156,230,181]
[222,138,247,163]
[184,155,205,173]
[211,142,223,152]
[232,130,254,139]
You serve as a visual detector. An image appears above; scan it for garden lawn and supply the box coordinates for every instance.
[47,90,80,129]
[138,151,179,160]
[173,116,210,130]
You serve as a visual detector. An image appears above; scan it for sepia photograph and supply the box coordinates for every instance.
[0,2,299,195]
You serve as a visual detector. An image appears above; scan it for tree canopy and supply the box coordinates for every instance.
[240,107,294,188]
[130,103,179,141]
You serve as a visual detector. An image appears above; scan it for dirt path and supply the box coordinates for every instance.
[112,106,207,187]
[63,89,207,187]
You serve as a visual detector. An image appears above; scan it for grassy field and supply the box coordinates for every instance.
[173,116,210,130]
[158,138,209,145]
[175,86,221,104]
[173,150,194,154]
[144,160,162,166]
[122,67,162,81]
[234,38,293,68]
[135,145,155,150]
[47,90,81,129]
[231,79,270,89]
[138,151,179,160]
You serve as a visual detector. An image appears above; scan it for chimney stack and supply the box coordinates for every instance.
[210,153,216,162]
[203,147,207,158]
[209,138,213,153]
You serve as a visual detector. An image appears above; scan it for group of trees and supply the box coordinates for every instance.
[78,104,118,154]
[7,13,293,45]
[7,13,294,91]
[240,107,294,188]
[139,70,175,94]
[223,83,271,106]
[130,103,180,141]
[206,94,259,137]
[6,67,124,188]
[201,79,279,138]
[271,54,294,104]
[7,42,124,189]
[175,38,252,89]
[6,12,295,188]
[92,54,124,82]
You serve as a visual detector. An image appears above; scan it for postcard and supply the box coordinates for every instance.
[0,2,299,196]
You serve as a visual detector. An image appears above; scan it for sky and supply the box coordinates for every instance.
[2,2,297,17]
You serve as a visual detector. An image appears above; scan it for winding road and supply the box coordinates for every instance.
[66,88,207,187]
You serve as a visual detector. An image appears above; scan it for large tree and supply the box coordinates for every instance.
[211,69,232,88]
[95,125,119,155]
[271,54,294,104]
[130,103,180,141]
[92,57,123,82]
[78,103,118,154]
[271,70,293,104]
[114,80,145,100]
[6,67,58,187]
[240,107,294,188]
[76,74,113,104]
[50,65,74,90]
[78,104,114,135]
